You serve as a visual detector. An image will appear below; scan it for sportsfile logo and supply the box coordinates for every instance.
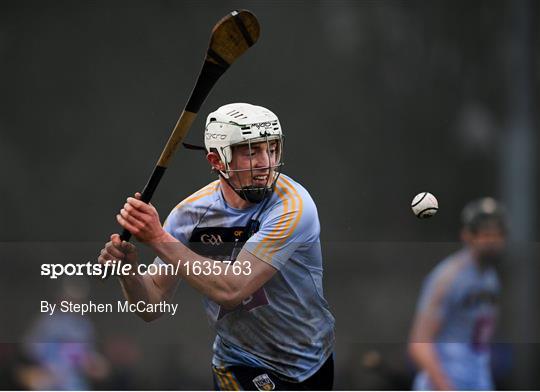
[41,260,253,279]
[41,261,181,280]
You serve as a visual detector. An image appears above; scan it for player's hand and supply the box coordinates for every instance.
[98,234,138,266]
[116,192,168,243]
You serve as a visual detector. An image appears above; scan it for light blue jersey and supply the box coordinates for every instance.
[413,249,500,390]
[158,174,335,382]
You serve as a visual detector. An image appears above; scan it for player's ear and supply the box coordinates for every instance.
[206,151,225,172]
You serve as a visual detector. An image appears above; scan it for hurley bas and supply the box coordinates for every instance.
[41,300,178,316]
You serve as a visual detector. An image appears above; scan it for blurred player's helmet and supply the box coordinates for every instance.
[204,103,284,203]
[461,197,507,233]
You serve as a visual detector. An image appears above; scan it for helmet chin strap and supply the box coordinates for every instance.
[219,173,272,204]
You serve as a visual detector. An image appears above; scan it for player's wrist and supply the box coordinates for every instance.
[146,229,172,246]
[148,230,177,248]
[117,267,142,284]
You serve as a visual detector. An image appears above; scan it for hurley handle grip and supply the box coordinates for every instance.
[120,165,167,241]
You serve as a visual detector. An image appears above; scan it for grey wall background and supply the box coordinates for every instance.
[0,0,538,389]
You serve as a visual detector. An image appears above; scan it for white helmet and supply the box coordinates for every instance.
[204,103,284,203]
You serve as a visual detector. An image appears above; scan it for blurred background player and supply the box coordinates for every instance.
[98,103,335,390]
[18,280,109,390]
[408,198,507,390]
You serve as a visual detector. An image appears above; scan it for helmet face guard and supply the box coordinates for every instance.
[220,135,284,203]
[204,103,285,204]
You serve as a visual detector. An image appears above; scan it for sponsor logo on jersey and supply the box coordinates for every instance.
[252,373,275,391]
[461,290,498,308]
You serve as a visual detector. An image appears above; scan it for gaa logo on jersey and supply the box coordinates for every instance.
[252,373,275,391]
[200,234,223,246]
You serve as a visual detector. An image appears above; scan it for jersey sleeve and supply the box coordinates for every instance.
[244,180,320,270]
[153,205,193,266]
[162,207,192,245]
[153,180,219,266]
[415,261,457,322]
